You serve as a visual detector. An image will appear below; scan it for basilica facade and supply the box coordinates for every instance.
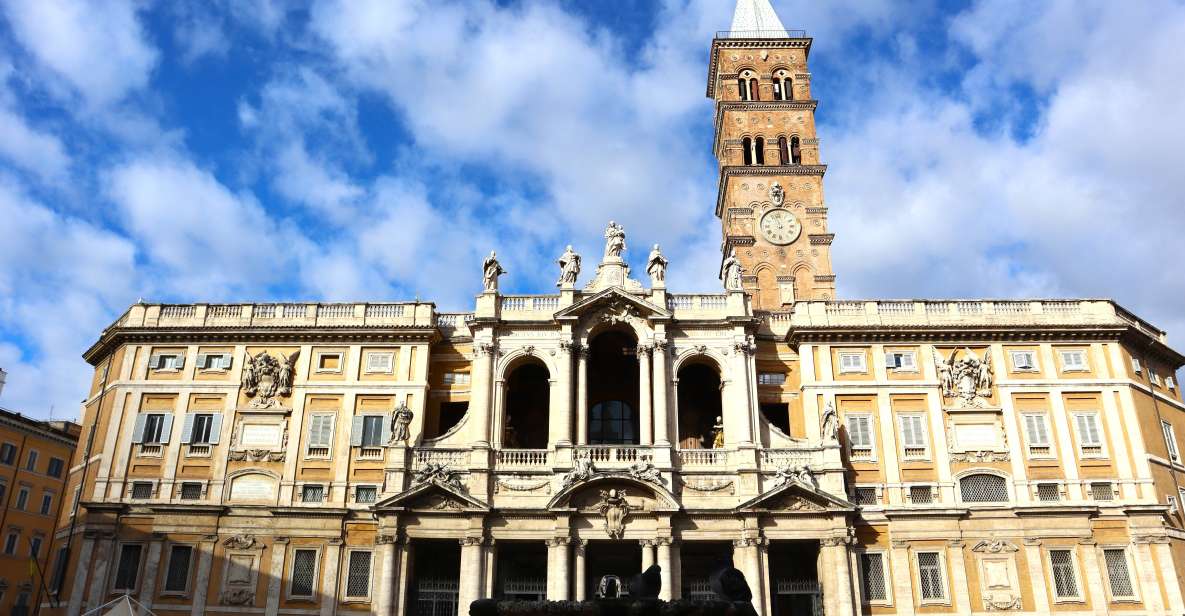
[44,1,1185,616]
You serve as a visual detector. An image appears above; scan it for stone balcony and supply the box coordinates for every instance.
[414,444,832,474]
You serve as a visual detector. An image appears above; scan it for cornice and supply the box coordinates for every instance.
[789,325,1128,345]
[707,37,814,98]
[0,412,79,447]
[715,165,828,218]
[84,325,439,364]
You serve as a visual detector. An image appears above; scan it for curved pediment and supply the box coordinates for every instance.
[547,473,679,512]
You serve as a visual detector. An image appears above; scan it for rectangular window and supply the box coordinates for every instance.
[899,415,928,459]
[0,482,6,504]
[25,450,38,472]
[1049,549,1079,600]
[163,545,193,593]
[139,413,168,444]
[909,485,934,504]
[355,485,377,504]
[302,485,325,503]
[360,416,384,447]
[190,414,214,445]
[345,550,373,599]
[46,457,64,478]
[860,552,888,602]
[0,443,15,465]
[179,482,202,500]
[1060,349,1088,372]
[443,372,471,385]
[40,492,53,515]
[846,415,874,460]
[1167,376,1177,390]
[290,549,318,598]
[197,353,231,370]
[130,482,154,500]
[916,552,946,601]
[854,486,879,506]
[16,486,29,510]
[3,532,17,555]
[885,351,917,372]
[1022,413,1053,457]
[1010,350,1038,371]
[838,352,868,374]
[757,372,786,385]
[365,352,394,374]
[316,352,343,373]
[1073,412,1104,457]
[1151,373,1163,386]
[1131,358,1142,373]
[1163,421,1180,462]
[50,546,69,593]
[30,536,42,558]
[150,353,184,371]
[307,413,335,457]
[1090,482,1115,501]
[1103,549,1135,599]
[113,544,143,591]
[1037,483,1061,502]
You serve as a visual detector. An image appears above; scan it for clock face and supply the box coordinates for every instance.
[759,208,802,245]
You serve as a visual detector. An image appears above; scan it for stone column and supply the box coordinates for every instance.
[734,539,764,616]
[320,539,343,616]
[656,538,674,601]
[576,349,589,445]
[1021,540,1049,614]
[574,541,588,601]
[375,534,398,616]
[138,535,165,607]
[458,537,486,609]
[947,541,972,615]
[67,533,96,615]
[552,342,575,446]
[86,532,116,610]
[638,344,653,445]
[653,340,670,445]
[546,538,571,600]
[484,538,497,598]
[470,342,495,446]
[726,350,755,447]
[640,539,655,570]
[395,540,413,616]
[266,537,290,616]
[819,538,854,616]
[191,535,218,616]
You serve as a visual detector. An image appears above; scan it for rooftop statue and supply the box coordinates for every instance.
[557,245,581,286]
[482,251,505,293]
[646,244,668,286]
[604,221,626,259]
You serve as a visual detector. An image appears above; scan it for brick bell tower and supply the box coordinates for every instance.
[708,0,836,310]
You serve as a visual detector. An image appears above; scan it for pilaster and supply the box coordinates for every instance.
[266,536,289,616]
[320,538,343,616]
[191,534,218,616]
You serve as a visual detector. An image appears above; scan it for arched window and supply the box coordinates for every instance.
[738,70,758,101]
[754,137,766,165]
[790,136,802,165]
[773,70,793,101]
[778,136,790,165]
[959,473,1009,503]
[677,361,723,448]
[749,77,760,101]
[587,330,640,445]
[742,137,753,166]
[737,77,749,101]
[504,361,550,448]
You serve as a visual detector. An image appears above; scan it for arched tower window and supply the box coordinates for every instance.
[587,329,640,445]
[741,137,753,166]
[773,70,793,101]
[677,360,723,449]
[738,70,758,101]
[749,77,760,101]
[504,361,550,448]
[754,137,766,165]
[778,136,790,165]
[790,135,802,165]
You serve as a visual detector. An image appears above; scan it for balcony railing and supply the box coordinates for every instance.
[760,448,823,469]
[677,449,731,467]
[500,296,561,312]
[414,448,469,469]
[716,30,807,39]
[496,449,550,469]
[113,301,432,329]
[575,446,652,466]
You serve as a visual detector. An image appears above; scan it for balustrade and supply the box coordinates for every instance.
[496,449,550,468]
[575,445,653,465]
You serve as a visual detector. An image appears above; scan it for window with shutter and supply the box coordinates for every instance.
[1010,351,1037,371]
[306,414,334,458]
[1049,550,1079,599]
[346,550,373,598]
[164,545,193,593]
[191,414,214,445]
[1163,421,1180,461]
[25,450,38,472]
[1131,358,1142,373]
[290,549,318,598]
[360,416,384,447]
[113,544,143,591]
[916,552,945,601]
[1059,350,1088,371]
[1073,413,1104,456]
[839,352,867,374]
[1168,376,1177,390]
[47,457,64,478]
[1022,413,1053,457]
[899,415,928,459]
[40,492,52,515]
[846,415,874,460]
[860,553,888,602]
[1103,549,1135,599]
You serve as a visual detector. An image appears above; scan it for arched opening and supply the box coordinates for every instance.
[755,137,766,165]
[504,361,550,448]
[793,266,812,302]
[778,136,790,165]
[756,266,778,309]
[773,70,793,101]
[738,70,758,101]
[677,360,723,448]
[749,77,760,101]
[587,329,640,445]
[742,137,753,166]
[737,77,749,101]
[790,136,802,165]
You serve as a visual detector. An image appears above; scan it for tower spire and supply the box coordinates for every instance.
[730,0,788,37]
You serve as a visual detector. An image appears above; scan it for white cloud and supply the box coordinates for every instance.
[0,106,71,183]
[0,0,158,106]
[173,9,231,64]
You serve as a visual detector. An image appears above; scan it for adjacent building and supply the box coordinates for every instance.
[45,1,1185,615]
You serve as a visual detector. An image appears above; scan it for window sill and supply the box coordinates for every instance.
[1052,598,1085,605]
[918,599,950,607]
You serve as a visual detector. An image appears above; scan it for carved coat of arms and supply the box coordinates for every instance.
[241,351,299,409]
[935,348,994,407]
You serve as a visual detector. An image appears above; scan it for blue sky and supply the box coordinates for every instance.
[1,0,1184,418]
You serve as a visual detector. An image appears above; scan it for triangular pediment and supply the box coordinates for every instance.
[735,480,853,513]
[554,287,670,321]
[374,480,488,513]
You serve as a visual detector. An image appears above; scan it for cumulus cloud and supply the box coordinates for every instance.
[0,106,71,183]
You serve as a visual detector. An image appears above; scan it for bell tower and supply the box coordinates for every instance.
[708,0,836,310]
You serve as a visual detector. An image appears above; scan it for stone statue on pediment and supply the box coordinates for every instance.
[482,251,505,292]
[557,245,581,286]
[721,249,743,291]
[646,244,668,286]
[604,221,626,259]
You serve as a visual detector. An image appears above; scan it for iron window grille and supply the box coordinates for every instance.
[1090,482,1115,501]
[130,482,154,500]
[959,474,1008,503]
[290,549,318,598]
[909,485,934,504]
[112,544,143,591]
[854,486,879,506]
[179,482,203,500]
[302,485,325,503]
[916,552,945,601]
[163,545,193,593]
[1102,549,1135,599]
[1049,549,1079,600]
[1036,483,1061,502]
[355,486,377,504]
[860,553,888,602]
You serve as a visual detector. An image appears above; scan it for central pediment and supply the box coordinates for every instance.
[554,287,670,322]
